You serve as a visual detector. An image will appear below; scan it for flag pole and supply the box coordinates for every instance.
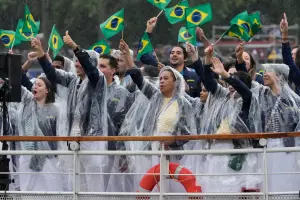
[212,35,222,46]
[10,38,15,52]
[154,52,160,63]
[156,10,164,18]
[47,46,50,54]
[122,31,124,40]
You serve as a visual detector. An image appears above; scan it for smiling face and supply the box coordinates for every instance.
[33,78,49,102]
[52,60,64,70]
[170,46,185,67]
[242,52,251,71]
[263,71,278,87]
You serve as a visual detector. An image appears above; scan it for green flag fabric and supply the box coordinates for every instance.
[100,9,124,39]
[15,19,39,42]
[230,11,262,37]
[0,30,21,48]
[137,33,154,61]
[147,0,172,10]
[89,39,111,55]
[185,3,212,28]
[221,24,251,42]
[164,0,189,24]
[178,27,196,46]
[22,4,39,33]
[48,25,64,58]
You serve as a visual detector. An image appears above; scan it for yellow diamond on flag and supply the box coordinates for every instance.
[105,16,124,31]
[237,19,253,36]
[138,39,149,54]
[92,45,107,54]
[187,9,208,26]
[170,5,188,19]
[52,35,59,49]
[180,30,193,40]
[154,0,167,3]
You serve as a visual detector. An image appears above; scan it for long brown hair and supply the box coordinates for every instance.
[37,77,55,104]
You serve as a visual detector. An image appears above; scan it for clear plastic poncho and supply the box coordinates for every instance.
[117,66,197,192]
[250,63,300,192]
[53,50,109,192]
[196,76,261,192]
[8,87,64,192]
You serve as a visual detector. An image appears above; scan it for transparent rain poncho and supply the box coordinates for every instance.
[8,86,64,191]
[117,66,197,192]
[250,63,300,192]
[40,50,109,192]
[195,69,262,192]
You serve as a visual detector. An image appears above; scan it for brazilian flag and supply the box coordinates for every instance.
[89,39,111,55]
[0,30,21,48]
[100,9,124,39]
[230,11,262,37]
[137,33,154,61]
[164,0,189,24]
[185,3,212,28]
[248,11,262,37]
[178,27,196,46]
[147,0,171,10]
[22,4,39,34]
[221,24,251,42]
[48,25,64,58]
[15,19,39,42]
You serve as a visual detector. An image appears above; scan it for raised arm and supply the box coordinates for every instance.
[235,43,248,73]
[63,31,101,88]
[31,38,76,87]
[119,39,158,99]
[202,45,218,94]
[280,13,300,86]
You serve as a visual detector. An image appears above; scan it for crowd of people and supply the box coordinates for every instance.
[4,13,300,195]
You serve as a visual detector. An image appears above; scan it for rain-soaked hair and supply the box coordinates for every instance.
[234,71,252,89]
[100,54,118,70]
[161,68,176,81]
[37,76,55,104]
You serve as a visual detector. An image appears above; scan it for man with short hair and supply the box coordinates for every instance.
[139,17,201,97]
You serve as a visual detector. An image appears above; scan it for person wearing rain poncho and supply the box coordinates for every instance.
[8,68,63,191]
[198,46,261,193]
[31,32,108,192]
[118,39,197,192]
[253,63,300,192]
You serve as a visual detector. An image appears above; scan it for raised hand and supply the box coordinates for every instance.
[196,27,205,40]
[157,61,165,71]
[119,39,130,55]
[235,43,244,63]
[63,31,77,49]
[31,38,44,57]
[186,42,198,62]
[146,17,157,34]
[27,52,38,62]
[210,57,229,78]
[280,13,288,38]
[204,45,214,64]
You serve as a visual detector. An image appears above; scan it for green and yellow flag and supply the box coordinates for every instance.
[248,11,262,36]
[230,11,262,37]
[22,4,39,33]
[185,3,212,28]
[15,19,38,42]
[48,25,64,58]
[137,33,154,61]
[147,0,171,10]
[221,24,251,42]
[164,0,189,24]
[89,39,111,55]
[100,9,124,39]
[0,30,21,48]
[178,27,196,46]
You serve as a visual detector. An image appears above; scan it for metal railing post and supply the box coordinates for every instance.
[263,145,268,200]
[72,143,80,200]
[159,145,168,200]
